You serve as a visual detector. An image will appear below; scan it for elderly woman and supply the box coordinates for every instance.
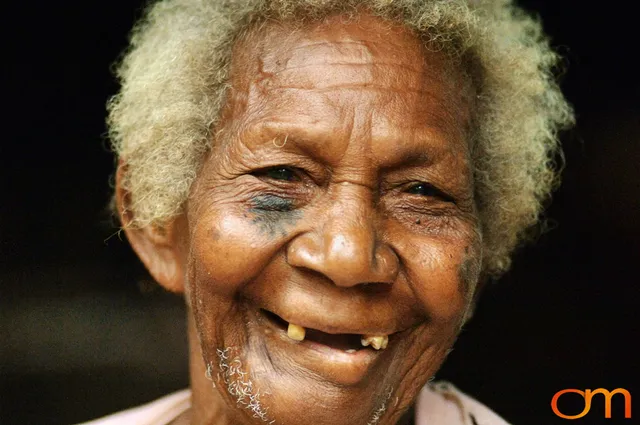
[87,0,573,424]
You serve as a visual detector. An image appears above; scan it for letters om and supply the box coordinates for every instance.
[551,388,632,419]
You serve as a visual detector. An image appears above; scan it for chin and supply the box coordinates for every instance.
[193,299,460,425]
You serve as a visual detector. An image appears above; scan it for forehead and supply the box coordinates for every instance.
[222,13,474,165]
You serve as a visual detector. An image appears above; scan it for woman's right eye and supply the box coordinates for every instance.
[253,167,299,182]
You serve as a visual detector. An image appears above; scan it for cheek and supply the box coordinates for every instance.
[185,207,293,356]
[458,241,482,296]
[188,210,284,298]
[403,241,474,325]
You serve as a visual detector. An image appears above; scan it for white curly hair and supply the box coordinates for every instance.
[107,0,574,276]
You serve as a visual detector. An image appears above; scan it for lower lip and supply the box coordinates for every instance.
[249,308,386,385]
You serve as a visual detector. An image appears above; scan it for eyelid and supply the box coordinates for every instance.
[252,165,295,173]
[251,165,303,181]
[405,181,456,204]
[252,163,328,185]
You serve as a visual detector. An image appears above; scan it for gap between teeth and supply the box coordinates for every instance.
[286,323,388,350]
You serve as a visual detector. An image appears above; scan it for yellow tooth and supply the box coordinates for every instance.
[287,323,306,341]
[381,335,389,349]
[361,335,389,350]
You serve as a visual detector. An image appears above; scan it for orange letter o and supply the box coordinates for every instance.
[551,389,592,420]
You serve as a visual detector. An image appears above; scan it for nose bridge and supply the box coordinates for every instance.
[325,184,376,276]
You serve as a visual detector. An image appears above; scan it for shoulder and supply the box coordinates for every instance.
[415,381,512,425]
[76,389,191,425]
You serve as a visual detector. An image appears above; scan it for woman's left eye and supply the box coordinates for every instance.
[406,183,454,202]
[254,167,299,182]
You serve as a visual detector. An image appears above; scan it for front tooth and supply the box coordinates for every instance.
[287,323,306,341]
[361,335,389,350]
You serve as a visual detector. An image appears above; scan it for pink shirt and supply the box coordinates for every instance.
[79,381,511,425]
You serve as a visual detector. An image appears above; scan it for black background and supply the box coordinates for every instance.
[1,1,638,424]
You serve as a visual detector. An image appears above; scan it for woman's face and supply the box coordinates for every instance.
[181,14,480,425]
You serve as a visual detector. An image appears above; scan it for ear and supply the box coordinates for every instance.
[115,162,187,293]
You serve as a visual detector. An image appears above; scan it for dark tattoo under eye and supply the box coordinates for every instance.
[249,195,302,237]
[251,194,295,212]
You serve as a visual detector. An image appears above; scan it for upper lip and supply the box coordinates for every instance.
[247,282,422,336]
[260,305,403,336]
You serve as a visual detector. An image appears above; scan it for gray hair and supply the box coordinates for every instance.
[107,0,574,276]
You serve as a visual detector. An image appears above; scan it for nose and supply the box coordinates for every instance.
[286,186,399,288]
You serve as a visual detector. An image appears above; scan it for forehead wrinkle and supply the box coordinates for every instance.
[258,50,461,100]
[232,116,467,177]
[283,39,409,54]
[227,16,475,175]
[264,85,442,94]
[373,103,471,146]
[339,100,373,168]
[262,60,426,92]
[266,61,425,76]
[257,27,430,86]
[233,19,470,113]
[232,118,348,167]
[233,81,469,169]
[274,40,374,67]
[266,38,418,68]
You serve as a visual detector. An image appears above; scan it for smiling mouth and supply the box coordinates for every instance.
[259,309,390,352]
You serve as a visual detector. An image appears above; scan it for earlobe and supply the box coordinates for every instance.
[115,163,187,293]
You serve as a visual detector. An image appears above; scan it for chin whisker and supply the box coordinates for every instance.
[367,386,394,425]
[216,347,274,423]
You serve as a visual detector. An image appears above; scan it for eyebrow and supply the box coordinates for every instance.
[379,149,438,170]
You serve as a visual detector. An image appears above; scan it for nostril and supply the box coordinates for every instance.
[359,282,393,293]
[294,266,331,283]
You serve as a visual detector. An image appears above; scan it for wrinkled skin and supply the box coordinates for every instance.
[120,13,482,425]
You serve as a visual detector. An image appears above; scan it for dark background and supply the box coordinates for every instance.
[1,1,638,424]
